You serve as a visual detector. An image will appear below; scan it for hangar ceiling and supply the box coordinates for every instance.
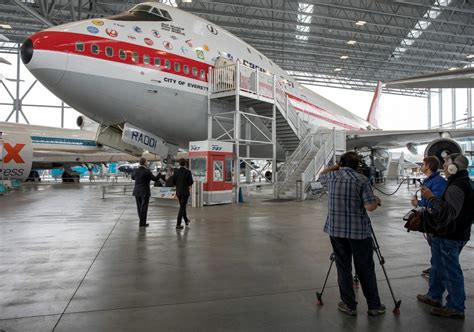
[0,0,473,96]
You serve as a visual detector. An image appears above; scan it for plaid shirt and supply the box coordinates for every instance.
[319,167,376,239]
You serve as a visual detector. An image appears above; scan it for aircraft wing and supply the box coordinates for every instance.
[384,67,474,89]
[32,150,159,168]
[346,128,474,151]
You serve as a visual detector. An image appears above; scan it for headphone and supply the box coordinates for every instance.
[447,162,458,175]
[446,153,460,175]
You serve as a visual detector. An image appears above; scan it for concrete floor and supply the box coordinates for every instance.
[0,182,472,331]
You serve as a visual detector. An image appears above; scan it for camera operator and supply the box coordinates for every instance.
[319,151,384,317]
[417,153,472,319]
[411,156,446,277]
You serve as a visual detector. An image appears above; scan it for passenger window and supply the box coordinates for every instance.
[174,62,180,72]
[91,44,99,54]
[119,49,127,60]
[200,69,206,79]
[105,47,113,57]
[132,52,139,63]
[165,60,171,69]
[154,57,161,66]
[143,55,150,64]
[183,65,189,75]
[75,42,84,52]
[192,67,198,77]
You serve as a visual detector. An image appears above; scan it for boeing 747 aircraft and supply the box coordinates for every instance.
[18,2,474,164]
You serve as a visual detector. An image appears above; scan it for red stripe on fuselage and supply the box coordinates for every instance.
[30,30,365,130]
[31,31,209,82]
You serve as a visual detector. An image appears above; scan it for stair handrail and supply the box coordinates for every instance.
[209,63,237,94]
[301,129,347,198]
[301,131,334,194]
[275,132,318,196]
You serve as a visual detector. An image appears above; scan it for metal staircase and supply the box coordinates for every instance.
[207,62,345,201]
[209,62,310,155]
[275,130,346,199]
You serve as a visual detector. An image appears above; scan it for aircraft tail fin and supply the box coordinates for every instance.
[367,81,383,128]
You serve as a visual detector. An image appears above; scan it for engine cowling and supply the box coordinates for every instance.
[0,125,34,181]
[424,138,462,168]
[76,115,99,131]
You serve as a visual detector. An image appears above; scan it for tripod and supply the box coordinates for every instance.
[316,225,401,314]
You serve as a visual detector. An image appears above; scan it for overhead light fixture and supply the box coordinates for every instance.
[334,68,342,72]
[0,24,11,29]
[181,0,192,2]
[448,67,458,71]
[340,55,349,59]
[0,34,9,41]
[347,40,357,45]
[467,54,474,59]
[355,20,366,26]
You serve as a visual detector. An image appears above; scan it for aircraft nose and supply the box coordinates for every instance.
[21,31,68,87]
[20,38,33,64]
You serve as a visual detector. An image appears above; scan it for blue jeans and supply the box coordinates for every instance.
[428,237,467,313]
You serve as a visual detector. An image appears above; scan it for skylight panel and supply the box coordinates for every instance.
[295,3,314,42]
[159,0,178,7]
[394,0,453,57]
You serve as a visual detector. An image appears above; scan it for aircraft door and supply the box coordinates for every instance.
[210,155,225,192]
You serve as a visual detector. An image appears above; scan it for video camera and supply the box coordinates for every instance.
[339,152,371,177]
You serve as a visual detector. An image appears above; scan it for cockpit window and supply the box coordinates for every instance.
[108,5,172,22]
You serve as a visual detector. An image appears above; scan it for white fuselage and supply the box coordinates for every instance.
[23,2,372,149]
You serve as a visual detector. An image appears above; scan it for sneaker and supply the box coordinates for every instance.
[417,294,442,307]
[337,301,357,316]
[176,225,184,230]
[185,219,191,226]
[367,304,386,316]
[430,307,464,319]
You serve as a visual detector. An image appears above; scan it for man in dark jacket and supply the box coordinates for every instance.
[417,153,472,319]
[132,157,158,227]
[172,158,194,230]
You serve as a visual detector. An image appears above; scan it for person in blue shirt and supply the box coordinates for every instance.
[410,156,446,276]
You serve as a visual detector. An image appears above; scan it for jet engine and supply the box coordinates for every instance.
[76,115,99,131]
[0,125,34,181]
[424,138,462,168]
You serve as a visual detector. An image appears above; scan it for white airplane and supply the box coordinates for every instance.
[0,118,159,181]
[18,2,474,166]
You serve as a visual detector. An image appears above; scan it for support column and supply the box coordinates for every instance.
[468,87,472,129]
[468,87,472,152]
[438,88,443,128]
[427,90,431,129]
[15,46,20,123]
[272,104,277,198]
[207,66,212,140]
[234,63,241,203]
[451,88,456,128]
[245,121,251,183]
[61,101,65,128]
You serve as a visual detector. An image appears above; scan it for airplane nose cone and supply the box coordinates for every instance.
[20,38,33,64]
[23,31,68,87]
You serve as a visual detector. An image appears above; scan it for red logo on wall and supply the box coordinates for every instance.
[4,143,25,163]
[106,28,118,38]
[144,38,153,46]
